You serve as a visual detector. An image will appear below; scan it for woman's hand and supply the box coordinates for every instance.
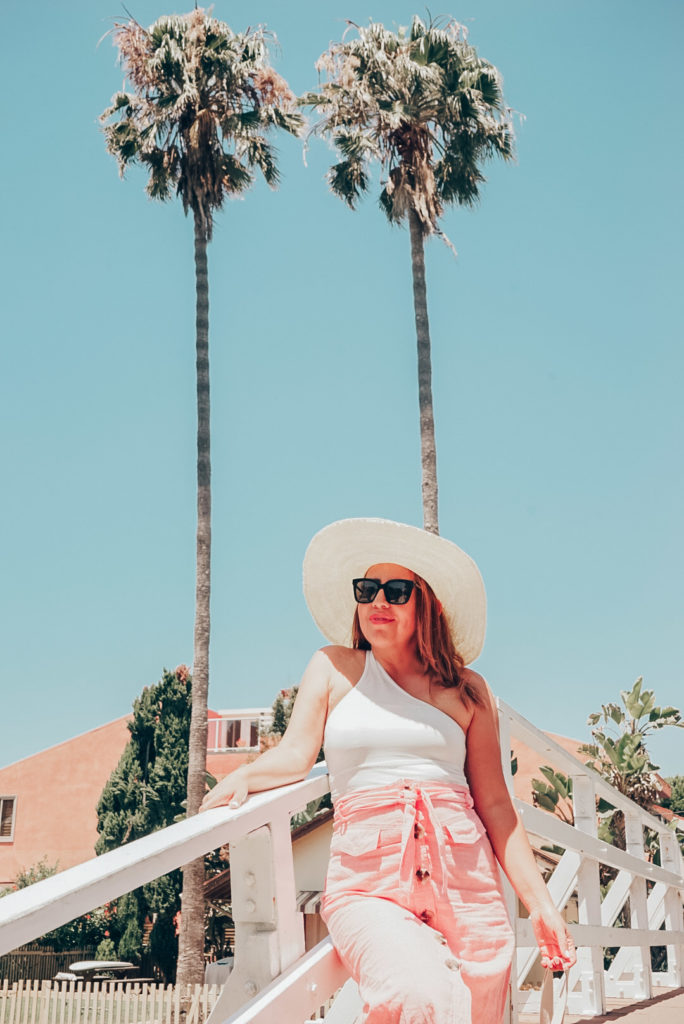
[200,768,249,812]
[530,905,577,971]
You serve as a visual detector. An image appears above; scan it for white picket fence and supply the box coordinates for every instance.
[0,702,682,1023]
[0,980,220,1024]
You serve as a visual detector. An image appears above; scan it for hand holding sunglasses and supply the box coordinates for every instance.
[352,578,415,605]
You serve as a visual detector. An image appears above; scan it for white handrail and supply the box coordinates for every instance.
[220,938,349,1024]
[516,802,683,888]
[500,698,684,830]
[0,765,329,957]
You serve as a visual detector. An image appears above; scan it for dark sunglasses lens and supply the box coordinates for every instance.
[353,579,379,603]
[385,580,413,604]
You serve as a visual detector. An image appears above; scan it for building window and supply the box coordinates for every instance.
[224,716,240,749]
[207,715,265,751]
[0,797,16,842]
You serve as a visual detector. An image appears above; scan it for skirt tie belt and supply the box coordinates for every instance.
[333,779,474,900]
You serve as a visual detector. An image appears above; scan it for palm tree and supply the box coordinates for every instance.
[101,8,302,988]
[304,16,514,533]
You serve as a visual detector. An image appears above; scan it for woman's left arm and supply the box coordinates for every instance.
[464,672,577,971]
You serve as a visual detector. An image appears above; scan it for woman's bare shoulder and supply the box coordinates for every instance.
[461,666,487,686]
[461,668,496,709]
[319,645,366,686]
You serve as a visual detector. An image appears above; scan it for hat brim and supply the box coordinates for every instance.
[302,518,486,665]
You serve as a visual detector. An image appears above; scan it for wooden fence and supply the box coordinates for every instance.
[0,951,96,985]
[0,980,221,1024]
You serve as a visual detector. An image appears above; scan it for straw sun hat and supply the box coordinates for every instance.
[302,518,486,665]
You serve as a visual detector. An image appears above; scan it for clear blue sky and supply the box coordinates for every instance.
[2,1,682,776]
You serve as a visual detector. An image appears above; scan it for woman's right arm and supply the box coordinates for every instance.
[199,650,332,811]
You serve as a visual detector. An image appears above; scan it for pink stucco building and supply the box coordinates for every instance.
[0,707,270,888]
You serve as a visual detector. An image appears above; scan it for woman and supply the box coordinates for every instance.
[201,518,576,1023]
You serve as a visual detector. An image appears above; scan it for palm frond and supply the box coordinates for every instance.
[328,158,369,208]
[298,90,329,109]
[409,15,427,42]
[222,109,262,133]
[435,133,486,207]
[220,153,254,194]
[144,147,176,201]
[378,185,402,224]
[270,106,306,136]
[241,136,279,187]
[105,117,144,167]
[474,67,504,107]
[332,129,376,162]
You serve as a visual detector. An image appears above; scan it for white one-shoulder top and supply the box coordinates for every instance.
[323,649,468,804]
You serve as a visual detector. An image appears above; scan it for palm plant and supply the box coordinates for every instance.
[580,677,684,849]
[101,8,302,987]
[304,16,514,533]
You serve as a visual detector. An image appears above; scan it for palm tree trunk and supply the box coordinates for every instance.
[408,207,439,535]
[176,211,211,990]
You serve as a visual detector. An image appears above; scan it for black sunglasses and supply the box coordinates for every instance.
[352,578,415,605]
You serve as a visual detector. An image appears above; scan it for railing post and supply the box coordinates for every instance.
[497,701,518,1024]
[622,811,652,999]
[206,814,305,1023]
[659,831,684,988]
[571,773,606,1016]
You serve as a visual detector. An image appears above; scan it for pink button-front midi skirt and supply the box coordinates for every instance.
[321,780,515,1024]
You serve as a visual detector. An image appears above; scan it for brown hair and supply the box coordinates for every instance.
[351,574,484,707]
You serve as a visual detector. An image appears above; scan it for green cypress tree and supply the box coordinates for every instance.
[118,904,143,963]
[96,666,193,980]
[148,911,178,983]
[97,667,192,849]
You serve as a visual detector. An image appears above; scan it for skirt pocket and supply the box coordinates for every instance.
[442,811,487,845]
[331,823,383,857]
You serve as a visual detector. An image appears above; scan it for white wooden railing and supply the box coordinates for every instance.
[498,699,684,1020]
[1,703,683,1023]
